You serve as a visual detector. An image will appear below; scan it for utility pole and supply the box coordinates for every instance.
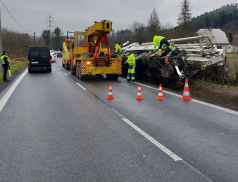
[34,32,35,46]
[33,32,41,46]
[45,14,55,50]
[0,9,2,73]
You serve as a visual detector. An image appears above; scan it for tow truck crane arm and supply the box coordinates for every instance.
[85,20,112,60]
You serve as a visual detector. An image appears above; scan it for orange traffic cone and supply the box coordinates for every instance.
[181,78,192,100]
[106,83,114,99]
[135,84,143,100]
[157,84,165,100]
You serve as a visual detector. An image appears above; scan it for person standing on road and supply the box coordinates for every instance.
[126,52,136,82]
[1,51,10,82]
[153,35,175,57]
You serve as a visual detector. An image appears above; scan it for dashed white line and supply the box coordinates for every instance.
[76,83,87,90]
[111,108,181,161]
[0,69,27,112]
[121,117,182,161]
[64,73,68,76]
[58,68,61,70]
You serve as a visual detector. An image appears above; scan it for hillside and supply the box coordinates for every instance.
[192,3,238,43]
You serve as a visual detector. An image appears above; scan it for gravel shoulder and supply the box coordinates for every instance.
[184,80,238,112]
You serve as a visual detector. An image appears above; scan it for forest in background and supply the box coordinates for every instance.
[2,1,238,59]
[111,3,238,47]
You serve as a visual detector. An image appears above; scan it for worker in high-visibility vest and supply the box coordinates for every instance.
[115,42,124,54]
[153,35,175,57]
[1,51,10,82]
[126,53,136,82]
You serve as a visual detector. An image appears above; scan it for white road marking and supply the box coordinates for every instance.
[64,73,68,76]
[58,68,61,70]
[56,64,57,67]
[121,117,182,161]
[119,78,238,116]
[0,69,28,112]
[191,99,238,116]
[76,83,87,90]
[111,108,124,118]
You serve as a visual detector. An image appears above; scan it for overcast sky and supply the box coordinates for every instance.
[1,0,238,36]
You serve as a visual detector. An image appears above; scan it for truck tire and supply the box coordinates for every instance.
[71,63,76,75]
[112,74,118,80]
[76,62,79,78]
[78,63,85,80]
[106,74,111,79]
[65,63,69,70]
[106,74,118,80]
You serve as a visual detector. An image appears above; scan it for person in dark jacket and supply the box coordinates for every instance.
[1,51,10,82]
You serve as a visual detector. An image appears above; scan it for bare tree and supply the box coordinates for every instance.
[35,36,44,46]
[111,29,115,38]
[130,21,146,44]
[160,22,175,39]
[177,0,193,37]
[147,8,161,41]
[2,28,33,58]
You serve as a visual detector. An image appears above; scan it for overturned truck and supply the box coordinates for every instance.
[115,35,226,89]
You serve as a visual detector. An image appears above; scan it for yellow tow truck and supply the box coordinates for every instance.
[67,20,122,80]
[62,39,72,70]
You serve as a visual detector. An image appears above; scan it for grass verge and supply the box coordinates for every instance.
[0,61,28,84]
[193,79,238,92]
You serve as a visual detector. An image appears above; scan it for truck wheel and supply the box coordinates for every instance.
[106,74,111,79]
[78,63,85,80]
[65,63,69,70]
[113,74,118,80]
[71,63,76,75]
[76,62,79,78]
[106,74,118,80]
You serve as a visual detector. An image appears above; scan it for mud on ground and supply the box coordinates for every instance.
[173,80,238,112]
[139,78,238,112]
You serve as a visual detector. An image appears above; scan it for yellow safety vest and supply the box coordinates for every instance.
[127,54,135,65]
[1,55,9,65]
[115,44,123,53]
[153,35,165,52]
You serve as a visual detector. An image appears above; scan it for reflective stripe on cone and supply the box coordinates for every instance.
[136,84,143,100]
[181,78,191,100]
[106,83,114,99]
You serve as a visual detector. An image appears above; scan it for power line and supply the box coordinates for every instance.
[45,14,55,31]
[3,23,44,27]
[46,14,55,49]
[0,0,28,33]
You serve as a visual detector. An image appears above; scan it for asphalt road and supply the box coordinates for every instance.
[0,57,238,182]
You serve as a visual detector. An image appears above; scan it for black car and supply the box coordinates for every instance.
[28,46,52,72]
